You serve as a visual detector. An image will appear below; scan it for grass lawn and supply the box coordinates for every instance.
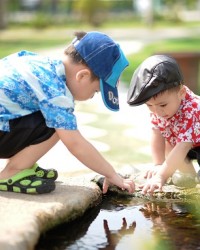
[123,37,200,85]
[0,28,72,57]
[1,27,199,82]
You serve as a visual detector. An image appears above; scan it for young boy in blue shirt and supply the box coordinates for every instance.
[0,31,135,194]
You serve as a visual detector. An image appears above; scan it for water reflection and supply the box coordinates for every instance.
[36,196,200,250]
[139,201,200,250]
[102,218,136,249]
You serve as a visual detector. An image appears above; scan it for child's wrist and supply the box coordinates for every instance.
[156,168,169,183]
[154,164,162,167]
[105,171,119,180]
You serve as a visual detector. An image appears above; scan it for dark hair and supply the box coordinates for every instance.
[64,31,86,64]
[64,31,98,81]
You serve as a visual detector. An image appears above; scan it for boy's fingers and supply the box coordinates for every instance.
[149,184,158,194]
[127,180,135,193]
[143,172,148,178]
[157,183,163,192]
[142,183,157,195]
[102,177,135,194]
[102,179,109,194]
[122,179,135,193]
[141,184,150,195]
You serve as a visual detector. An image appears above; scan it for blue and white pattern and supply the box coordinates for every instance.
[0,50,77,131]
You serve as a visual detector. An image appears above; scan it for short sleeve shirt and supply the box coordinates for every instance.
[0,50,77,131]
[151,86,200,148]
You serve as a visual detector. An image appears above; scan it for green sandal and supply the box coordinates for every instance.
[32,163,58,181]
[0,169,55,194]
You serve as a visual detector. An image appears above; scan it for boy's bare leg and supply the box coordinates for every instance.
[178,157,197,175]
[165,141,196,175]
[0,133,59,179]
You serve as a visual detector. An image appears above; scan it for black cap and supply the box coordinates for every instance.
[127,55,184,106]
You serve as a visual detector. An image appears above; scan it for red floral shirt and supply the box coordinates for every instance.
[151,86,200,148]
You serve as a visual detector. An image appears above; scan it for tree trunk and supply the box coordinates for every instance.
[0,0,8,29]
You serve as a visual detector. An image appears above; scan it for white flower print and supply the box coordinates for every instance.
[0,50,76,131]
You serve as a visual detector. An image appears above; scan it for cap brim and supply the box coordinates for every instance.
[100,79,119,111]
[127,74,163,106]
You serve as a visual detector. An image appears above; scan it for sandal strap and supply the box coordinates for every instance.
[0,169,55,194]
[32,163,58,180]
[0,168,36,184]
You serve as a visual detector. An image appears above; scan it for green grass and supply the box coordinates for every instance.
[1,27,198,83]
[122,37,200,86]
[0,26,199,60]
[0,39,68,57]
[102,18,200,29]
[0,28,72,58]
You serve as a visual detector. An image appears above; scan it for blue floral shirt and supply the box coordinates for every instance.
[0,50,77,131]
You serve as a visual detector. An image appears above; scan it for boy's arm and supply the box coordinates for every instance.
[151,128,165,165]
[144,128,165,179]
[141,141,193,194]
[157,141,193,181]
[56,128,135,193]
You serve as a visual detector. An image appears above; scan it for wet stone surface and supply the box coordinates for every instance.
[92,168,200,201]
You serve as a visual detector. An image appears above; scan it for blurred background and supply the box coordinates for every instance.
[0,0,200,91]
[1,4,199,249]
[0,0,200,168]
[0,0,200,28]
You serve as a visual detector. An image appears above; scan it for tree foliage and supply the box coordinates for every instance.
[73,0,110,26]
[0,0,8,29]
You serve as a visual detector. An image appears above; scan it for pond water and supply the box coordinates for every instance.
[36,195,200,250]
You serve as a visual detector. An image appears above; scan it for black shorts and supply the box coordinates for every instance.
[0,111,55,158]
[187,147,200,165]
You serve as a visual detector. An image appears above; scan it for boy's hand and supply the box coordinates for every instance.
[102,173,135,194]
[144,165,162,179]
[140,174,164,195]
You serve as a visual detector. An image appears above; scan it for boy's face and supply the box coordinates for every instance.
[74,77,100,101]
[145,88,184,119]
[84,78,100,100]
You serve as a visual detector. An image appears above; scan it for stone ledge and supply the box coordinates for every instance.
[0,175,102,250]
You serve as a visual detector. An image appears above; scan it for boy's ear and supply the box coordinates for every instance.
[76,69,91,81]
[179,85,186,99]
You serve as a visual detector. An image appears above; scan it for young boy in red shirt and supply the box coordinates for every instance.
[127,54,200,194]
